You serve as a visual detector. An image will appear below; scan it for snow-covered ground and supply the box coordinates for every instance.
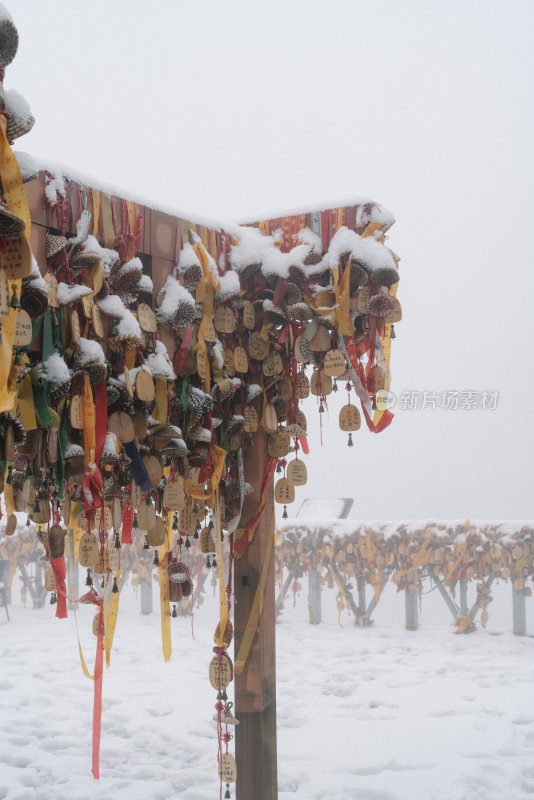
[1,576,534,800]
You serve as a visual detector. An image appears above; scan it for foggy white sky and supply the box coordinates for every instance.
[8,0,534,520]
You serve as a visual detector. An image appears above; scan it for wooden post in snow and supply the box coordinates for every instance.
[512,586,526,636]
[405,572,419,630]
[308,566,321,625]
[234,429,277,800]
[459,579,468,617]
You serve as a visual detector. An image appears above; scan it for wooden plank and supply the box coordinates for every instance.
[234,429,277,800]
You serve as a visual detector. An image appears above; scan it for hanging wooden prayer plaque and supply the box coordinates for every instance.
[69,394,84,430]
[142,455,163,486]
[91,505,113,532]
[383,296,402,324]
[274,478,295,504]
[129,480,141,509]
[91,304,104,338]
[112,496,122,530]
[147,515,166,547]
[137,500,156,531]
[356,286,370,314]
[233,346,248,373]
[5,513,16,536]
[214,619,234,647]
[243,301,255,329]
[287,459,307,486]
[268,432,289,458]
[168,581,183,602]
[47,429,58,463]
[180,504,202,535]
[370,364,386,392]
[132,409,147,440]
[309,324,331,352]
[137,302,157,333]
[82,294,94,318]
[223,349,235,377]
[294,336,307,364]
[92,613,101,637]
[295,372,310,399]
[43,273,59,308]
[249,332,269,361]
[278,375,293,402]
[108,411,134,443]
[70,309,80,346]
[204,318,216,343]
[227,433,240,452]
[135,369,155,402]
[0,270,10,316]
[339,404,361,432]
[48,525,66,559]
[264,403,278,433]
[218,753,237,784]
[323,349,346,377]
[214,306,235,334]
[45,568,56,593]
[1,236,32,279]
[310,369,332,396]
[243,405,258,433]
[163,479,185,511]
[32,499,49,524]
[200,526,216,554]
[209,652,234,691]
[263,351,283,377]
[14,309,32,347]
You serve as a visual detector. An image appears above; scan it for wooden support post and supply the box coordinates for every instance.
[365,592,378,624]
[234,431,277,800]
[405,572,419,630]
[432,575,460,621]
[308,567,321,625]
[512,585,526,636]
[459,579,468,617]
[357,577,366,626]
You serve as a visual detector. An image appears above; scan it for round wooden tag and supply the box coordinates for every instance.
[218,753,237,784]
[310,369,332,396]
[130,480,141,509]
[243,406,258,433]
[143,455,163,487]
[264,403,278,433]
[91,304,104,338]
[91,506,113,532]
[92,612,102,637]
[243,301,255,329]
[123,367,134,398]
[249,332,269,361]
[70,309,80,346]
[214,619,234,647]
[268,432,289,458]
[209,652,234,691]
[233,346,248,373]
[137,302,157,333]
[294,336,307,363]
[107,547,120,574]
[214,306,235,334]
[263,351,283,377]
[223,348,235,377]
[274,478,295,504]
[163,479,185,511]
[370,364,386,392]
[69,394,84,429]
[287,459,307,486]
[45,568,56,592]
[180,503,202,535]
[323,349,346,377]
[136,369,155,402]
[295,372,310,399]
[0,270,10,317]
[204,319,216,343]
[133,410,147,441]
[44,273,59,308]
[108,411,135,443]
[339,404,361,432]
[112,496,122,530]
[79,532,100,567]
[147,515,166,547]
[14,309,32,347]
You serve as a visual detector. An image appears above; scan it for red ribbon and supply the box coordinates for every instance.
[173,324,193,373]
[121,500,133,544]
[234,457,277,557]
[50,556,67,619]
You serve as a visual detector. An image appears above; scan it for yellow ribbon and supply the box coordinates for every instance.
[213,488,229,648]
[82,374,96,474]
[193,240,220,394]
[235,511,275,674]
[185,445,226,503]
[92,189,101,236]
[158,521,172,662]
[105,568,121,667]
[17,373,37,430]
[331,263,352,335]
